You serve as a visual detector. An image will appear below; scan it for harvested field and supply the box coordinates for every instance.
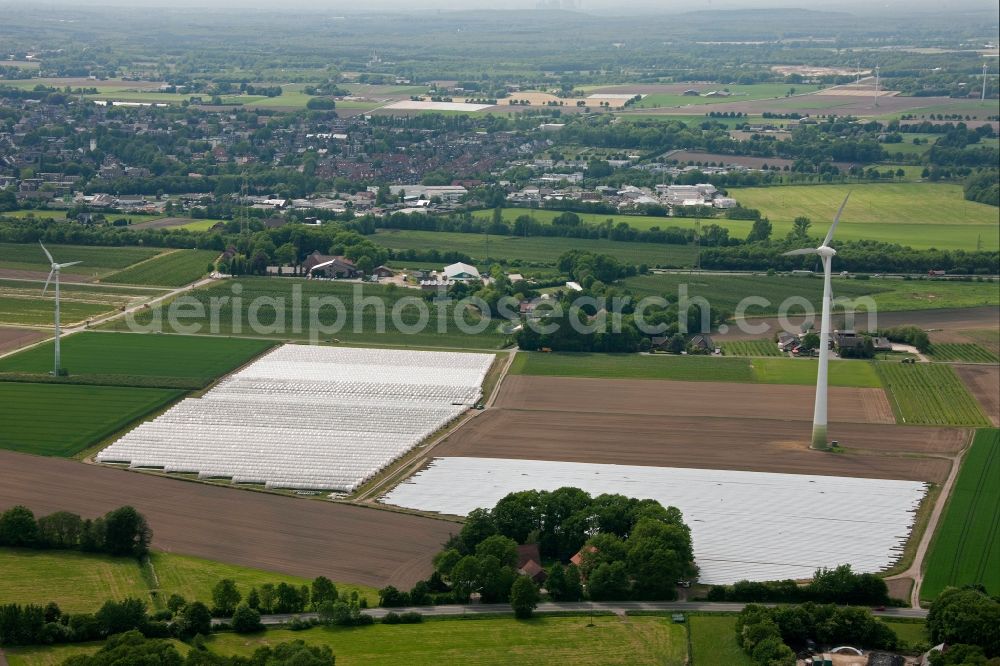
[433,410,961,482]
[719,306,1000,341]
[0,450,454,588]
[0,326,46,356]
[495,375,895,424]
[0,268,93,283]
[955,365,1000,426]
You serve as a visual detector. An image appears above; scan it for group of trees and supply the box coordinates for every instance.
[0,505,150,558]
[432,487,697,603]
[963,170,999,207]
[736,603,898,666]
[707,564,892,605]
[881,325,931,353]
[926,587,1000,661]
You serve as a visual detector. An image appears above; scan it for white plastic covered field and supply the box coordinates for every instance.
[96,346,494,492]
[381,456,928,584]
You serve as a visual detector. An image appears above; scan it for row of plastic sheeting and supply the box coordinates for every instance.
[96,345,495,492]
[381,456,928,585]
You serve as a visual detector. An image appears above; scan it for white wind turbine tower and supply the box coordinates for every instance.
[40,242,82,376]
[783,194,851,451]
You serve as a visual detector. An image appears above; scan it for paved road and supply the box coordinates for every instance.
[215,601,928,626]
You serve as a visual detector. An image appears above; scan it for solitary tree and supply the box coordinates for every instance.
[510,576,539,619]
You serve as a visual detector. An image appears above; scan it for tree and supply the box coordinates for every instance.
[211,579,241,616]
[178,601,212,637]
[246,588,261,610]
[258,584,276,614]
[249,640,335,665]
[95,598,147,636]
[458,508,497,553]
[36,511,84,549]
[799,332,820,352]
[927,587,1000,657]
[318,600,351,626]
[433,548,463,576]
[231,604,262,633]
[510,576,539,619]
[311,577,339,608]
[746,218,773,243]
[450,555,481,601]
[102,506,151,557]
[789,216,812,240]
[475,535,519,569]
[61,631,183,666]
[0,506,39,547]
[587,561,630,601]
[166,594,187,614]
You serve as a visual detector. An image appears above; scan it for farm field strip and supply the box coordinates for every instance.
[383,456,927,585]
[927,343,1000,364]
[374,228,699,268]
[0,332,275,387]
[511,351,883,388]
[102,277,506,349]
[689,615,754,666]
[0,547,378,615]
[102,249,219,286]
[0,449,456,589]
[0,295,115,327]
[720,339,784,357]
[0,383,185,456]
[920,428,1000,599]
[208,616,687,666]
[876,363,990,426]
[0,242,162,276]
[954,365,1000,427]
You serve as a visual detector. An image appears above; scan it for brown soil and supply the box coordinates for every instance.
[433,409,958,482]
[0,451,455,588]
[0,327,47,356]
[0,268,93,283]
[886,577,914,602]
[720,307,1000,341]
[954,364,1000,426]
[496,375,895,424]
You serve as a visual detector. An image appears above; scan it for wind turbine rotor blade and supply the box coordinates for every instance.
[822,193,851,247]
[39,241,54,264]
[783,248,818,256]
[56,261,82,269]
[42,269,55,296]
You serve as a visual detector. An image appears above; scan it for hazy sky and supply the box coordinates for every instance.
[13,0,997,12]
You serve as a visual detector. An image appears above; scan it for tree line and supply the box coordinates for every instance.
[0,505,150,558]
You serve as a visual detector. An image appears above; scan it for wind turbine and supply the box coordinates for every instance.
[783,194,850,451]
[40,242,82,376]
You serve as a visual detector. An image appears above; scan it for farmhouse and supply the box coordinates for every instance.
[302,251,359,278]
[443,262,481,281]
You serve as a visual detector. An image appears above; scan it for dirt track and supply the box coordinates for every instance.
[0,327,47,356]
[954,365,1000,426]
[496,375,895,424]
[0,451,455,588]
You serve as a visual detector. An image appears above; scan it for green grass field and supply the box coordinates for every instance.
[0,548,148,613]
[0,383,184,456]
[752,358,883,388]
[626,83,802,109]
[728,183,1000,251]
[622,273,998,315]
[884,621,929,651]
[207,616,686,666]
[511,351,880,387]
[175,218,228,231]
[0,242,162,277]
[720,339,784,357]
[0,295,114,326]
[374,229,699,268]
[688,615,753,666]
[921,428,1000,600]
[876,363,990,426]
[0,280,165,326]
[0,548,377,614]
[0,332,274,388]
[102,249,219,286]
[926,343,1000,364]
[103,277,507,349]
